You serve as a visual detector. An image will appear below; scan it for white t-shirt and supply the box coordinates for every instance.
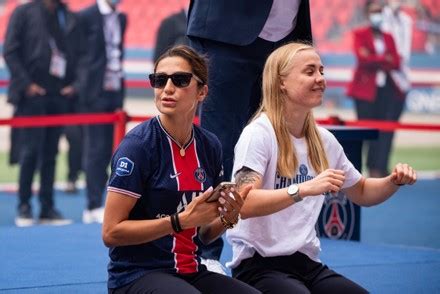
[226,113,362,268]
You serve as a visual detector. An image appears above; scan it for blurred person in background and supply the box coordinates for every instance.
[347,0,405,178]
[153,7,188,63]
[3,0,84,226]
[78,0,127,224]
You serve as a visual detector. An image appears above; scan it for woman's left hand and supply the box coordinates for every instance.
[218,185,252,228]
[390,163,417,186]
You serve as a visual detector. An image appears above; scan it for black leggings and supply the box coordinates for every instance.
[233,251,368,294]
[109,270,261,294]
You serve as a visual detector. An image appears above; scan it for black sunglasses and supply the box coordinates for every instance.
[148,72,203,88]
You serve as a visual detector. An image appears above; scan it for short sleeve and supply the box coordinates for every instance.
[107,134,150,199]
[232,120,272,180]
[322,129,362,188]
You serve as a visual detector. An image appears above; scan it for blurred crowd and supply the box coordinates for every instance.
[3,0,126,226]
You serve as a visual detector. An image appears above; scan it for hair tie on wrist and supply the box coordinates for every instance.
[171,213,183,233]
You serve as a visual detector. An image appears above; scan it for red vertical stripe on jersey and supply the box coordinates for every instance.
[170,140,202,274]
[172,140,202,191]
[173,228,198,274]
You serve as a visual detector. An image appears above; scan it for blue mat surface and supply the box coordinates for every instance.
[1,179,439,248]
[360,179,440,248]
[1,224,439,293]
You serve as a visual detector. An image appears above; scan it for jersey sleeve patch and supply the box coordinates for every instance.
[115,157,135,176]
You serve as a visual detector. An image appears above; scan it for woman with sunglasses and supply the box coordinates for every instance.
[226,42,417,293]
[102,45,260,294]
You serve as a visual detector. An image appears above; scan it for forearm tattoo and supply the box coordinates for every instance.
[234,167,261,189]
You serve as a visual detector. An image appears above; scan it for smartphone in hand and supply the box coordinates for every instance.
[205,182,236,203]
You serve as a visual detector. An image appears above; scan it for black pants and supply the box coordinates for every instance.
[233,251,368,294]
[65,125,83,183]
[16,95,68,213]
[354,81,405,174]
[64,98,83,183]
[83,91,121,210]
[109,270,261,294]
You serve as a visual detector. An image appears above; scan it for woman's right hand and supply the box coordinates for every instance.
[300,169,345,198]
[179,187,220,229]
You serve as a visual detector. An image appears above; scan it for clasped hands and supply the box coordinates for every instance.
[217,186,247,229]
[179,185,252,230]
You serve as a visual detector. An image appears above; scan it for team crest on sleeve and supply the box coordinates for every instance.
[116,157,134,176]
[194,167,207,183]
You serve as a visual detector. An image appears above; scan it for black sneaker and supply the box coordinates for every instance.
[39,208,73,226]
[15,204,34,227]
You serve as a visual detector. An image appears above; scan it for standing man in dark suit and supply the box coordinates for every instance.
[4,0,84,226]
[187,0,312,272]
[187,0,313,182]
[153,8,188,63]
[78,0,127,224]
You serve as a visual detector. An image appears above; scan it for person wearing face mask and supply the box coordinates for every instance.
[77,0,127,224]
[3,0,85,226]
[347,0,405,178]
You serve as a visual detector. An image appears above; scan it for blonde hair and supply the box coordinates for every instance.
[254,42,329,178]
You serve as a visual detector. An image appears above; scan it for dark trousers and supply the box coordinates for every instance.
[16,95,68,213]
[65,125,83,182]
[83,91,122,210]
[9,108,21,165]
[109,269,261,294]
[354,80,405,174]
[233,251,368,294]
[65,98,83,182]
[190,37,287,181]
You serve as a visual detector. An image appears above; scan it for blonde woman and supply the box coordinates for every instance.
[227,42,416,293]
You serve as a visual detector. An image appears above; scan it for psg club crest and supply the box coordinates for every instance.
[299,164,308,176]
[194,167,207,183]
[316,191,359,240]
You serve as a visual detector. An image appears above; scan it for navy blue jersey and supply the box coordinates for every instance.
[107,116,224,289]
